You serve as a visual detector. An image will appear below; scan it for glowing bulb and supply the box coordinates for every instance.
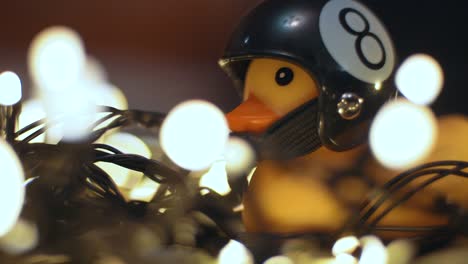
[92,83,128,110]
[160,100,229,171]
[0,139,25,237]
[29,26,85,91]
[0,219,38,254]
[17,99,46,143]
[0,71,22,106]
[332,236,360,256]
[96,132,151,189]
[218,240,253,264]
[395,54,444,105]
[370,99,437,170]
[127,177,160,202]
[42,83,98,142]
[83,56,108,83]
[359,236,387,264]
[199,159,231,195]
[263,256,294,264]
[335,253,358,264]
[224,137,255,177]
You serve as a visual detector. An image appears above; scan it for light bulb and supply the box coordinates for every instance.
[199,159,231,195]
[0,71,22,106]
[370,99,437,170]
[224,137,255,177]
[395,54,444,105]
[28,26,85,92]
[160,100,229,171]
[96,132,151,189]
[359,236,387,264]
[0,139,25,236]
[218,240,253,264]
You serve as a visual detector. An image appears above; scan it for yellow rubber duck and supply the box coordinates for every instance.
[225,58,448,237]
[219,0,451,238]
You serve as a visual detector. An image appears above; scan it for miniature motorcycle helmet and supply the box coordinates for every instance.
[219,0,396,152]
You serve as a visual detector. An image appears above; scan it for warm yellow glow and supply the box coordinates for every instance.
[386,240,415,264]
[370,99,437,170]
[17,99,46,143]
[28,26,85,91]
[160,100,229,171]
[0,71,22,106]
[359,236,387,264]
[97,132,151,189]
[199,159,231,195]
[335,253,358,264]
[395,54,444,105]
[218,240,253,264]
[0,139,25,236]
[374,82,382,91]
[224,137,255,177]
[127,177,160,202]
[263,256,294,264]
[84,55,108,83]
[42,84,98,142]
[92,83,128,111]
[332,236,360,256]
[0,219,38,254]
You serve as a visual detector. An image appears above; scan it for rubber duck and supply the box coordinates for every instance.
[219,0,449,237]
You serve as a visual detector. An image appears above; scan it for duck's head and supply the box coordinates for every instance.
[219,0,398,159]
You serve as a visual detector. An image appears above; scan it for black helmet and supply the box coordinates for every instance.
[219,0,397,153]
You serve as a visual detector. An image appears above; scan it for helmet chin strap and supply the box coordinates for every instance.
[232,99,321,160]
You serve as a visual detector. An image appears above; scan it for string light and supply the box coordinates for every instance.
[218,240,254,264]
[0,219,38,254]
[395,54,444,105]
[160,100,229,171]
[370,99,437,170]
[0,71,22,106]
[28,26,86,92]
[199,159,231,195]
[224,136,255,177]
[332,236,360,256]
[0,139,25,237]
[96,132,151,189]
[359,236,387,264]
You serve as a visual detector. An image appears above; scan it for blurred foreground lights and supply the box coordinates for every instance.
[218,240,254,264]
[43,85,98,142]
[332,236,360,256]
[160,100,229,171]
[0,219,38,254]
[199,159,231,195]
[370,99,437,170]
[263,256,294,264]
[0,139,25,236]
[0,71,22,105]
[28,26,85,91]
[395,54,444,105]
[97,132,151,189]
[359,236,387,264]
[224,137,255,177]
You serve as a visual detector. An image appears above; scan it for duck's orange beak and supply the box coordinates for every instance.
[226,94,280,134]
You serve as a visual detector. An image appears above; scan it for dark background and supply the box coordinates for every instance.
[0,0,466,115]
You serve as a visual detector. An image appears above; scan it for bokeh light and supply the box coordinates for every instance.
[370,99,437,170]
[395,54,444,105]
[332,236,360,256]
[199,159,231,195]
[0,71,22,106]
[28,26,86,91]
[0,139,25,236]
[359,236,387,264]
[97,132,151,189]
[263,255,294,264]
[224,137,255,177]
[0,219,38,254]
[218,240,253,264]
[160,100,229,171]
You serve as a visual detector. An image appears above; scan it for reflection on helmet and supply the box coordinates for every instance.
[220,0,397,153]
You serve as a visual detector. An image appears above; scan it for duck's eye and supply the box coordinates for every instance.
[275,67,294,86]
